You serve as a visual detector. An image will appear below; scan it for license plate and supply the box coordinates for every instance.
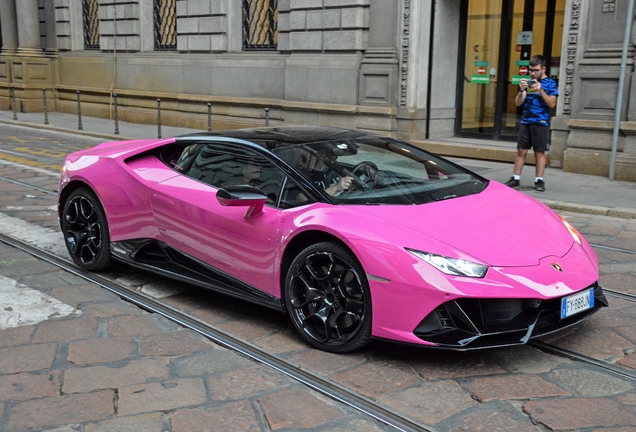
[561,288,594,319]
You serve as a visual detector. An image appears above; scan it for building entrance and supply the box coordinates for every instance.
[456,0,565,140]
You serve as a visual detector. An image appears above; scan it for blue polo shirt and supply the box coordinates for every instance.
[521,76,558,126]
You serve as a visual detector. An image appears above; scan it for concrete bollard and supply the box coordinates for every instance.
[207,102,212,132]
[10,86,17,121]
[77,91,83,131]
[42,88,49,125]
[113,93,120,135]
[157,98,162,139]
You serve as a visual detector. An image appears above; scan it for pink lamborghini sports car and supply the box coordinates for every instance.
[58,127,607,352]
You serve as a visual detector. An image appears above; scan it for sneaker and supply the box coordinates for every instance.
[535,179,545,192]
[504,177,520,187]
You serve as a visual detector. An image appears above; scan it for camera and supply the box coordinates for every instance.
[528,80,537,87]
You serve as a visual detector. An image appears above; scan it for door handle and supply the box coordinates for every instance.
[153,194,174,207]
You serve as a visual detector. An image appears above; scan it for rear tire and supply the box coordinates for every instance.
[285,242,372,353]
[61,187,113,272]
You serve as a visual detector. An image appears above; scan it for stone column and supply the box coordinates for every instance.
[617,122,636,181]
[0,0,19,54]
[358,0,399,107]
[16,0,44,56]
[44,0,58,56]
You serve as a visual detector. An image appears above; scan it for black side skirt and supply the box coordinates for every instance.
[111,239,284,312]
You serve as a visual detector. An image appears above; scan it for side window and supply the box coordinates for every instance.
[279,177,315,209]
[186,144,285,204]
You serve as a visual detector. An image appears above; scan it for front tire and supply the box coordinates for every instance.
[285,242,372,353]
[61,187,113,272]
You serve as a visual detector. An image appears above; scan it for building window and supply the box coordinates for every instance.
[82,0,100,50]
[154,0,177,50]
[243,0,278,51]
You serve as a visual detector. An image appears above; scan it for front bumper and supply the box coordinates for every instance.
[413,282,608,349]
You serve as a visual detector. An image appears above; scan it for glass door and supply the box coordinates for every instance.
[457,0,506,136]
[456,0,564,140]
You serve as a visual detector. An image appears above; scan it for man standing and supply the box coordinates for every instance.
[505,55,558,192]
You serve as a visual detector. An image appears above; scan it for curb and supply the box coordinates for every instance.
[539,199,636,220]
[0,118,133,142]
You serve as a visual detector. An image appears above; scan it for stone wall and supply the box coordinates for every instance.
[176,0,228,52]
[98,0,141,51]
[278,0,369,52]
[54,0,72,51]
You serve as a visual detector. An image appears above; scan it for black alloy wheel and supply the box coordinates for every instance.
[61,188,113,272]
[285,242,372,353]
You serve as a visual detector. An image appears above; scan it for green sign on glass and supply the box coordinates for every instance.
[475,61,488,67]
[516,60,530,66]
[471,75,490,84]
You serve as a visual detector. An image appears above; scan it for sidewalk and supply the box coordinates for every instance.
[1,108,635,219]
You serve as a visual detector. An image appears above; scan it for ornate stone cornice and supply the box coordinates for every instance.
[399,0,411,107]
[563,0,581,115]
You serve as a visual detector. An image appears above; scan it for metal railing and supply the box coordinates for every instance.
[154,0,177,51]
[243,0,278,51]
[9,90,273,137]
[82,0,100,50]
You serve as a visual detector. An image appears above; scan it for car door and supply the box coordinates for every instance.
[150,142,287,295]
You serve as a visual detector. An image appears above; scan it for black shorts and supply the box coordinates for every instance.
[517,124,550,153]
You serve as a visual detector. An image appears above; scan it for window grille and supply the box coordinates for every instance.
[82,0,100,50]
[243,0,278,51]
[154,0,177,50]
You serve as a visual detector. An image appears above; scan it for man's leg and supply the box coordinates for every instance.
[513,149,528,175]
[535,151,546,177]
[506,125,530,187]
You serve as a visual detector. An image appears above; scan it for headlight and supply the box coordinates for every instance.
[559,215,582,245]
[407,249,488,278]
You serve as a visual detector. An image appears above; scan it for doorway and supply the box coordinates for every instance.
[455,0,565,140]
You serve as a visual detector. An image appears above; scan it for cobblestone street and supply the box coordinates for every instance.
[1,125,636,431]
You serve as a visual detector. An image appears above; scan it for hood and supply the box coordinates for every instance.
[353,182,573,267]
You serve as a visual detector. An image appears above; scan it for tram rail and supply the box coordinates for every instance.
[2,161,636,389]
[0,231,435,432]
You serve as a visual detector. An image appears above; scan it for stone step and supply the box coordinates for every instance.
[411,139,538,165]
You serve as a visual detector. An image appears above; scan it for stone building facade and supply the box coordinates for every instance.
[0,0,634,181]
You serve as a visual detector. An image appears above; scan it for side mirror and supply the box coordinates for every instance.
[216,185,267,218]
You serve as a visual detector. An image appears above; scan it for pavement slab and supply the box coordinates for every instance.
[380,381,478,425]
[83,412,165,432]
[118,379,208,416]
[0,371,60,403]
[171,402,261,432]
[0,343,58,374]
[4,390,115,432]
[256,388,347,430]
[67,336,137,365]
[443,404,539,432]
[62,357,171,394]
[523,397,636,429]
[463,373,571,402]
[208,366,290,401]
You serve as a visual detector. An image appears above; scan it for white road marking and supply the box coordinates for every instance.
[0,274,79,330]
[0,212,67,256]
[0,158,60,176]
[0,212,190,300]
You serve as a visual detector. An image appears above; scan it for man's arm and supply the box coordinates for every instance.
[538,87,557,109]
[515,87,526,107]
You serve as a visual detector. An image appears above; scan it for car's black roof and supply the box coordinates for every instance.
[178,126,384,147]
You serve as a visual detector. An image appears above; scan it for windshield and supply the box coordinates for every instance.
[272,136,488,205]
